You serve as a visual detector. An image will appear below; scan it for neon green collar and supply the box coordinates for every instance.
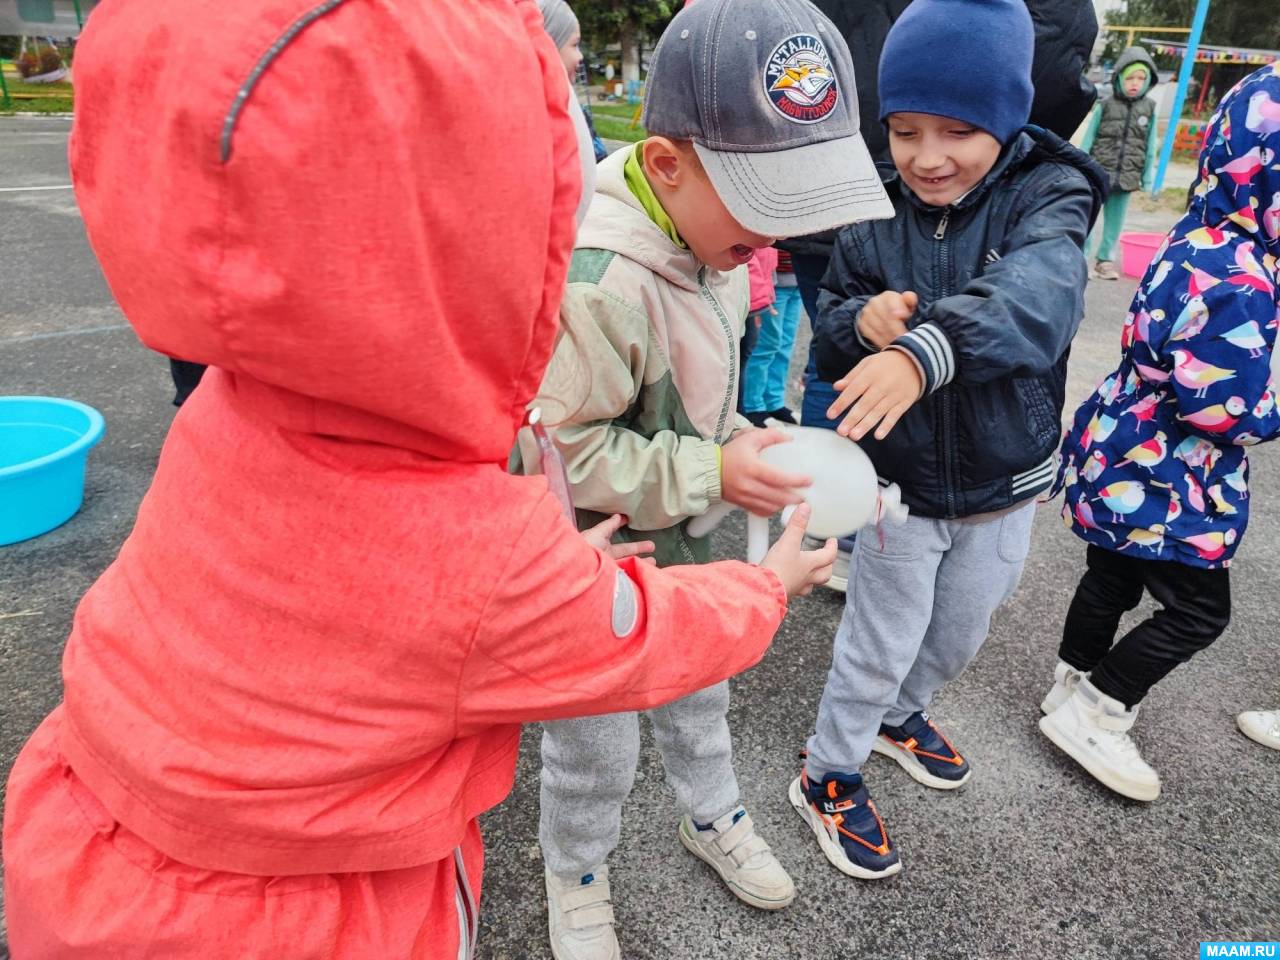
[623,143,687,249]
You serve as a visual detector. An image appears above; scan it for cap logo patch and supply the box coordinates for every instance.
[764,34,838,124]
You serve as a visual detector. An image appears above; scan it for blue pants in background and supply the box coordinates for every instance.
[741,285,804,414]
[791,252,839,430]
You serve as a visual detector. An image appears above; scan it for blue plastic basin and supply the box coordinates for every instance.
[0,397,106,546]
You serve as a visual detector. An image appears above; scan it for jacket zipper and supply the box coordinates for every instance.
[934,206,957,517]
[698,265,737,444]
[1115,100,1133,182]
[933,209,951,241]
[454,847,477,960]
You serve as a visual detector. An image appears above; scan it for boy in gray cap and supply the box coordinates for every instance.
[514,0,890,956]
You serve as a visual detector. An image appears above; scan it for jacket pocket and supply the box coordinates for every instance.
[1012,378,1059,450]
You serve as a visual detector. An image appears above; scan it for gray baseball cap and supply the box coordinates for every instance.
[642,0,894,238]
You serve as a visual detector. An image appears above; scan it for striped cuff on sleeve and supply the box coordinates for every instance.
[891,323,955,393]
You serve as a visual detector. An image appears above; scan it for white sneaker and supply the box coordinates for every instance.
[1040,661,1085,715]
[545,866,620,960]
[1237,710,1280,751]
[678,806,795,910]
[1039,678,1161,802]
[826,545,851,593]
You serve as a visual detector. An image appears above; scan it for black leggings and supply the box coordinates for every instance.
[1060,545,1231,708]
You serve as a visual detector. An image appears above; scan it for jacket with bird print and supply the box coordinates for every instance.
[1057,64,1280,568]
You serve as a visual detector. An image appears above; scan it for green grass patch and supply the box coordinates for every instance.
[584,102,646,143]
[586,101,642,120]
[1,74,74,113]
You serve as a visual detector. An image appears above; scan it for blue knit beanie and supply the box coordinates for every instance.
[877,0,1034,144]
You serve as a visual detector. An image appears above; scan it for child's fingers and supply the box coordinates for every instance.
[581,513,626,549]
[836,382,888,437]
[872,401,913,441]
[902,290,919,312]
[826,378,867,420]
[751,427,795,450]
[774,502,812,549]
[848,395,896,441]
[752,460,812,491]
[743,486,807,516]
[609,540,656,561]
[833,365,860,392]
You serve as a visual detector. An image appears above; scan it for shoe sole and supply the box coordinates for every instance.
[822,574,848,593]
[870,735,970,790]
[787,777,902,881]
[677,819,795,910]
[1038,715,1160,802]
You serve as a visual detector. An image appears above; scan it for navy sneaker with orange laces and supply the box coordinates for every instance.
[788,771,901,880]
[872,711,971,790]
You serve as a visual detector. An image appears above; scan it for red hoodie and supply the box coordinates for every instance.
[2,1,786,956]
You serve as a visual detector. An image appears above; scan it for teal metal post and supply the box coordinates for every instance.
[0,61,11,110]
[72,0,83,29]
[1151,0,1211,194]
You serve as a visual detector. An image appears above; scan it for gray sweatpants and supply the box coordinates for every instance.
[540,681,740,879]
[805,502,1037,778]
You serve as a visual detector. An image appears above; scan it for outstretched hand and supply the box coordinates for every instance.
[761,504,837,598]
[827,350,923,441]
[581,514,656,563]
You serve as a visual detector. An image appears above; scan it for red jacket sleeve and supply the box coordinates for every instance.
[455,494,787,733]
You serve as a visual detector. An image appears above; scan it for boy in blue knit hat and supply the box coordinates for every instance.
[790,0,1106,879]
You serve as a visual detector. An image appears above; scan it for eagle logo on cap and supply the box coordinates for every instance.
[764,34,838,124]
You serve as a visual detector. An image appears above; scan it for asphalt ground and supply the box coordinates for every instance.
[1,116,1277,960]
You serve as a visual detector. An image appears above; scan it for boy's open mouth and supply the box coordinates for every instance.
[730,244,756,264]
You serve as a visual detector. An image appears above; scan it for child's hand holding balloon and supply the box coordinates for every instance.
[721,428,812,516]
[761,504,837,597]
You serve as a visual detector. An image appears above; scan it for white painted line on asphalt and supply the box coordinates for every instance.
[0,184,73,192]
[2,323,131,345]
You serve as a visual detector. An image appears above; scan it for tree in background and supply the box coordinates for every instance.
[1109,0,1280,49]
[1104,0,1279,115]
[574,0,674,84]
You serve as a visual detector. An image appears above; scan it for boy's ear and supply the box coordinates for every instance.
[643,137,685,188]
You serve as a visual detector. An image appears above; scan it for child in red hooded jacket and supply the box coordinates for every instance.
[0,2,833,958]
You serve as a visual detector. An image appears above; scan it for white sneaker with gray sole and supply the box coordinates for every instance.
[1039,677,1160,802]
[545,866,620,960]
[1237,710,1280,751]
[678,806,795,910]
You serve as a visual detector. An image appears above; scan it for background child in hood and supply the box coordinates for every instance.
[1046,63,1280,804]
[0,2,833,958]
[1079,45,1162,280]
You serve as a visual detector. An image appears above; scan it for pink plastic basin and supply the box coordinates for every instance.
[1118,231,1166,279]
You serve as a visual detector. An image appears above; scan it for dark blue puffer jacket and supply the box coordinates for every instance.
[814,126,1106,520]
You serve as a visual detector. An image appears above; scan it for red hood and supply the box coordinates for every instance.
[70,0,579,462]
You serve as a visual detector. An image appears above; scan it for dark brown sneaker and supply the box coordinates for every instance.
[1092,260,1120,280]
